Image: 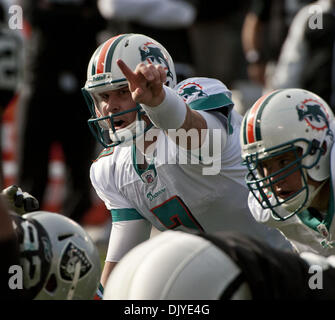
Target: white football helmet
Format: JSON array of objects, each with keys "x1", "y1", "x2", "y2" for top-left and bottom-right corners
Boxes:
[
  {"x1": 103, "y1": 231, "x2": 252, "y2": 300},
  {"x1": 13, "y1": 211, "x2": 101, "y2": 300},
  {"x1": 240, "y1": 88, "x2": 335, "y2": 220},
  {"x1": 82, "y1": 33, "x2": 177, "y2": 148}
]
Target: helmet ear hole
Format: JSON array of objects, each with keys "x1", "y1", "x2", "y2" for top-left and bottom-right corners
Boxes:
[
  {"x1": 309, "y1": 139, "x2": 321, "y2": 155},
  {"x1": 45, "y1": 273, "x2": 58, "y2": 294},
  {"x1": 321, "y1": 141, "x2": 327, "y2": 155}
]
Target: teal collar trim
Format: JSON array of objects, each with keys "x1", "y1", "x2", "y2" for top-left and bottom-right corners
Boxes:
[
  {"x1": 297, "y1": 179, "x2": 334, "y2": 232},
  {"x1": 132, "y1": 145, "x2": 157, "y2": 182},
  {"x1": 297, "y1": 209, "x2": 323, "y2": 232},
  {"x1": 188, "y1": 93, "x2": 233, "y2": 111}
]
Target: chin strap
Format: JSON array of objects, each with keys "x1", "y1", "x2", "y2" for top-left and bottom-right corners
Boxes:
[
  {"x1": 109, "y1": 118, "x2": 149, "y2": 147},
  {"x1": 282, "y1": 173, "x2": 328, "y2": 214},
  {"x1": 305, "y1": 179, "x2": 328, "y2": 209}
]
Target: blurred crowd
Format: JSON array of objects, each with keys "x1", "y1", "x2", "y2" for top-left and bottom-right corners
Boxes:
[{"x1": 0, "y1": 0, "x2": 333, "y2": 232}]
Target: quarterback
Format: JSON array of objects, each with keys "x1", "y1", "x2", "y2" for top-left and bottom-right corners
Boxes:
[
  {"x1": 241, "y1": 88, "x2": 335, "y2": 256},
  {"x1": 82, "y1": 33, "x2": 289, "y2": 291}
]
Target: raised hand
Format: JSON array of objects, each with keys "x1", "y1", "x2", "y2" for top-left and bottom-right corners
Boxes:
[{"x1": 117, "y1": 59, "x2": 167, "y2": 107}]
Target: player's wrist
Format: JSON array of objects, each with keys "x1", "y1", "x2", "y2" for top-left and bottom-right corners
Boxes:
[
  {"x1": 140, "y1": 86, "x2": 187, "y2": 130},
  {"x1": 148, "y1": 86, "x2": 166, "y2": 107}
]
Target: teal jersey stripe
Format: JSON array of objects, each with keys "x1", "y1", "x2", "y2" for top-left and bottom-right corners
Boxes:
[
  {"x1": 94, "y1": 147, "x2": 114, "y2": 162},
  {"x1": 111, "y1": 208, "x2": 144, "y2": 222},
  {"x1": 188, "y1": 93, "x2": 233, "y2": 111},
  {"x1": 105, "y1": 34, "x2": 128, "y2": 73},
  {"x1": 254, "y1": 89, "x2": 283, "y2": 141}
]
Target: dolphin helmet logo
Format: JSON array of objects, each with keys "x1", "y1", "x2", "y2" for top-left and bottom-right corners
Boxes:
[
  {"x1": 296, "y1": 99, "x2": 331, "y2": 135},
  {"x1": 139, "y1": 42, "x2": 174, "y2": 84},
  {"x1": 177, "y1": 82, "x2": 207, "y2": 102}
]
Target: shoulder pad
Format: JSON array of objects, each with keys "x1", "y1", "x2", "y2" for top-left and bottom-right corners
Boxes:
[
  {"x1": 175, "y1": 77, "x2": 234, "y2": 111},
  {"x1": 93, "y1": 147, "x2": 114, "y2": 162}
]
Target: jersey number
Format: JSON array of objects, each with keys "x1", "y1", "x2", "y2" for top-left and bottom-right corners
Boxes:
[
  {"x1": 20, "y1": 220, "x2": 42, "y2": 289},
  {"x1": 151, "y1": 195, "x2": 204, "y2": 231}
]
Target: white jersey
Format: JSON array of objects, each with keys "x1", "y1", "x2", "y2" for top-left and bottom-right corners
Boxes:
[
  {"x1": 248, "y1": 143, "x2": 335, "y2": 256},
  {"x1": 91, "y1": 110, "x2": 289, "y2": 261}
]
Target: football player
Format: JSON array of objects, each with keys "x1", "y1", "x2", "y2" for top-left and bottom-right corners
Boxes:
[
  {"x1": 104, "y1": 230, "x2": 335, "y2": 300},
  {"x1": 82, "y1": 33, "x2": 290, "y2": 295},
  {"x1": 1, "y1": 186, "x2": 101, "y2": 300},
  {"x1": 11, "y1": 210, "x2": 101, "y2": 300},
  {"x1": 240, "y1": 88, "x2": 335, "y2": 256}
]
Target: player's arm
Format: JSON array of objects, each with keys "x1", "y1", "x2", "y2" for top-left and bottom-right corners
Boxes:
[
  {"x1": 100, "y1": 215, "x2": 152, "y2": 294},
  {"x1": 100, "y1": 262, "x2": 117, "y2": 290},
  {"x1": 117, "y1": 59, "x2": 207, "y2": 149}
]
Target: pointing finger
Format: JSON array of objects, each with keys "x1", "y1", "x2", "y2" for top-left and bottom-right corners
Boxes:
[{"x1": 117, "y1": 59, "x2": 137, "y2": 83}]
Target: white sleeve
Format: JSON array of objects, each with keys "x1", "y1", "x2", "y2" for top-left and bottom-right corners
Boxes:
[
  {"x1": 198, "y1": 110, "x2": 228, "y2": 151},
  {"x1": 97, "y1": 0, "x2": 196, "y2": 28},
  {"x1": 106, "y1": 219, "x2": 152, "y2": 262},
  {"x1": 181, "y1": 110, "x2": 228, "y2": 159},
  {"x1": 175, "y1": 110, "x2": 228, "y2": 175}
]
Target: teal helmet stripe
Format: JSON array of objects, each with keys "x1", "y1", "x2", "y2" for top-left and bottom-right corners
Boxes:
[
  {"x1": 105, "y1": 34, "x2": 129, "y2": 73},
  {"x1": 254, "y1": 89, "x2": 284, "y2": 141},
  {"x1": 91, "y1": 43, "x2": 104, "y2": 76},
  {"x1": 242, "y1": 109, "x2": 250, "y2": 145}
]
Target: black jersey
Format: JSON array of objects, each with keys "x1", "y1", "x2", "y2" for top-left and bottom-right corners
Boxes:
[{"x1": 200, "y1": 232, "x2": 335, "y2": 300}]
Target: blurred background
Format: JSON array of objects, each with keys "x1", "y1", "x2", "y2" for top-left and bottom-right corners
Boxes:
[{"x1": 0, "y1": 0, "x2": 333, "y2": 249}]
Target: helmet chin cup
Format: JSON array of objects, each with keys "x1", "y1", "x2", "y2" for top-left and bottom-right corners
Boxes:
[
  {"x1": 108, "y1": 117, "x2": 150, "y2": 148},
  {"x1": 269, "y1": 171, "x2": 327, "y2": 221},
  {"x1": 87, "y1": 104, "x2": 153, "y2": 148}
]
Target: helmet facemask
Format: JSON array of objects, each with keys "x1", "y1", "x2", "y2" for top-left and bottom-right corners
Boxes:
[
  {"x1": 244, "y1": 138, "x2": 326, "y2": 220},
  {"x1": 82, "y1": 87, "x2": 153, "y2": 148}
]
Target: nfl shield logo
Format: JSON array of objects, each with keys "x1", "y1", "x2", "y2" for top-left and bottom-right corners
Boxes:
[{"x1": 141, "y1": 169, "x2": 155, "y2": 184}]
